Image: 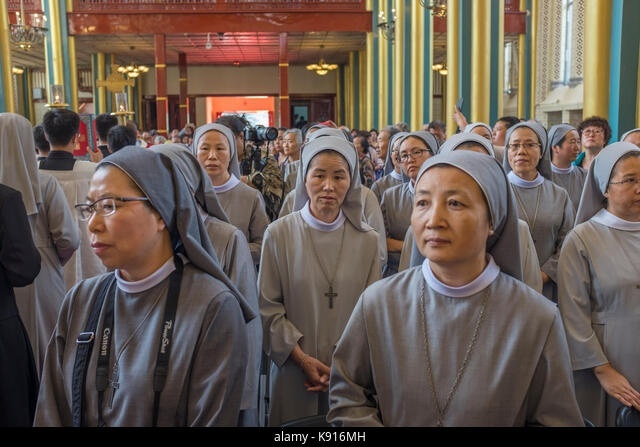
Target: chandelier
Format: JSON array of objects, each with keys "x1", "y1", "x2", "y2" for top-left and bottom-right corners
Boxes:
[
  {"x1": 420, "y1": 0, "x2": 447, "y2": 17},
  {"x1": 10, "y1": 0, "x2": 48, "y2": 51},
  {"x1": 306, "y1": 45, "x2": 338, "y2": 76},
  {"x1": 432, "y1": 63, "x2": 448, "y2": 76},
  {"x1": 117, "y1": 63, "x2": 150, "y2": 79},
  {"x1": 377, "y1": 9, "x2": 396, "y2": 43}
]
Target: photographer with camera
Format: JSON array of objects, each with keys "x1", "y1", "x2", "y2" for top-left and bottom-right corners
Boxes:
[{"x1": 215, "y1": 115, "x2": 284, "y2": 222}]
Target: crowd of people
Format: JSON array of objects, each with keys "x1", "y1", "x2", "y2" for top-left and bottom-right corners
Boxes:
[{"x1": 1, "y1": 107, "x2": 639, "y2": 428}]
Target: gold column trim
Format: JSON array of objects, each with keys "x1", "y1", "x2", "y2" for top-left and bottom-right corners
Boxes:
[
  {"x1": 348, "y1": 52, "x2": 356, "y2": 128},
  {"x1": 27, "y1": 70, "x2": 35, "y2": 119},
  {"x1": 280, "y1": 95, "x2": 290, "y2": 99},
  {"x1": 529, "y1": 0, "x2": 538, "y2": 119},
  {"x1": 471, "y1": 1, "x2": 491, "y2": 124},
  {"x1": 497, "y1": 1, "x2": 504, "y2": 118},
  {"x1": 411, "y1": 4, "x2": 424, "y2": 131},
  {"x1": 47, "y1": 0, "x2": 64, "y2": 84},
  {"x1": 66, "y1": 0, "x2": 75, "y2": 111},
  {"x1": 446, "y1": 0, "x2": 459, "y2": 138},
  {"x1": 156, "y1": 96, "x2": 168, "y2": 101},
  {"x1": 96, "y1": 54, "x2": 107, "y2": 115},
  {"x1": 278, "y1": 63, "x2": 289, "y2": 67},
  {"x1": 378, "y1": 0, "x2": 388, "y2": 128},
  {"x1": 179, "y1": 104, "x2": 187, "y2": 108},
  {"x1": 365, "y1": 2, "x2": 373, "y2": 130},
  {"x1": 359, "y1": 51, "x2": 366, "y2": 130},
  {"x1": 0, "y1": 0, "x2": 16, "y2": 112},
  {"x1": 517, "y1": 0, "x2": 525, "y2": 119},
  {"x1": 583, "y1": 0, "x2": 611, "y2": 118},
  {"x1": 68, "y1": 35, "x2": 79, "y2": 111},
  {"x1": 392, "y1": 0, "x2": 404, "y2": 125},
  {"x1": 179, "y1": 77, "x2": 187, "y2": 81},
  {"x1": 156, "y1": 64, "x2": 167, "y2": 68}
]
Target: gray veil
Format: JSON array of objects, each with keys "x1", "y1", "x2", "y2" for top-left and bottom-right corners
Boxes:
[
  {"x1": 410, "y1": 150, "x2": 523, "y2": 281},
  {"x1": 150, "y1": 143, "x2": 229, "y2": 222},
  {"x1": 574, "y1": 141, "x2": 640, "y2": 225},
  {"x1": 503, "y1": 120, "x2": 551, "y2": 180},
  {"x1": 292, "y1": 135, "x2": 370, "y2": 232},
  {"x1": 98, "y1": 146, "x2": 255, "y2": 322},
  {"x1": 191, "y1": 123, "x2": 242, "y2": 179}
]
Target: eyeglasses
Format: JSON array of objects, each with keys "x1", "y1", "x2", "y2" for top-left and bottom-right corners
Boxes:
[
  {"x1": 398, "y1": 148, "x2": 432, "y2": 162},
  {"x1": 608, "y1": 177, "x2": 640, "y2": 188},
  {"x1": 75, "y1": 196, "x2": 149, "y2": 221},
  {"x1": 507, "y1": 142, "x2": 541, "y2": 151},
  {"x1": 582, "y1": 128, "x2": 604, "y2": 136}
]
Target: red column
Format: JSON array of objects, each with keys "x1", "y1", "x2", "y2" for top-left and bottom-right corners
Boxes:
[
  {"x1": 279, "y1": 32, "x2": 290, "y2": 128},
  {"x1": 155, "y1": 33, "x2": 168, "y2": 136},
  {"x1": 178, "y1": 52, "x2": 188, "y2": 128}
]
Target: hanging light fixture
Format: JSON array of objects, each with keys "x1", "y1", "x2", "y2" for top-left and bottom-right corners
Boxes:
[
  {"x1": 306, "y1": 45, "x2": 338, "y2": 76},
  {"x1": 117, "y1": 63, "x2": 150, "y2": 79},
  {"x1": 432, "y1": 63, "x2": 448, "y2": 76},
  {"x1": 10, "y1": 0, "x2": 48, "y2": 51},
  {"x1": 420, "y1": 0, "x2": 447, "y2": 17},
  {"x1": 377, "y1": 8, "x2": 396, "y2": 43}
]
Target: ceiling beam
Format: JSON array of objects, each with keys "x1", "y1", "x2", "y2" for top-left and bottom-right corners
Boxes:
[{"x1": 67, "y1": 12, "x2": 372, "y2": 35}]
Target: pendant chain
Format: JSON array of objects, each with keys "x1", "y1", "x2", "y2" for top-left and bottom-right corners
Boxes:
[
  {"x1": 512, "y1": 185, "x2": 542, "y2": 236},
  {"x1": 420, "y1": 280, "x2": 489, "y2": 427},
  {"x1": 308, "y1": 223, "x2": 347, "y2": 308}
]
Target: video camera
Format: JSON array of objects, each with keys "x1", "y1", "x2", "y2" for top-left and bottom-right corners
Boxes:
[
  {"x1": 243, "y1": 124, "x2": 278, "y2": 146},
  {"x1": 241, "y1": 124, "x2": 278, "y2": 176}
]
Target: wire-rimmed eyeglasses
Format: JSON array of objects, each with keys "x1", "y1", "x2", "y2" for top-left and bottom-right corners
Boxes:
[
  {"x1": 75, "y1": 196, "x2": 149, "y2": 221},
  {"x1": 608, "y1": 177, "x2": 640, "y2": 189}
]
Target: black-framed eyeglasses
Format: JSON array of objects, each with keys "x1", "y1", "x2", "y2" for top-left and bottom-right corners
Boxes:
[
  {"x1": 608, "y1": 177, "x2": 640, "y2": 188},
  {"x1": 75, "y1": 196, "x2": 149, "y2": 221},
  {"x1": 398, "y1": 148, "x2": 432, "y2": 162},
  {"x1": 507, "y1": 142, "x2": 541, "y2": 151}
]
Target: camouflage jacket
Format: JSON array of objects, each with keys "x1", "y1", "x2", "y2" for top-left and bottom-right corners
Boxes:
[{"x1": 247, "y1": 151, "x2": 284, "y2": 221}]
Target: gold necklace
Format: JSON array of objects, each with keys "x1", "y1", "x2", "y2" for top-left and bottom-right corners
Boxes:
[
  {"x1": 512, "y1": 184, "x2": 542, "y2": 242},
  {"x1": 307, "y1": 223, "x2": 347, "y2": 309},
  {"x1": 420, "y1": 280, "x2": 489, "y2": 427}
]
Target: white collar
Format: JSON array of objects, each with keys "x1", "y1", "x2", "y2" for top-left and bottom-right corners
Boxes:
[
  {"x1": 116, "y1": 256, "x2": 176, "y2": 293},
  {"x1": 390, "y1": 170, "x2": 404, "y2": 181},
  {"x1": 212, "y1": 174, "x2": 240, "y2": 193},
  {"x1": 592, "y1": 209, "x2": 640, "y2": 231},
  {"x1": 508, "y1": 170, "x2": 545, "y2": 188},
  {"x1": 421, "y1": 255, "x2": 500, "y2": 298},
  {"x1": 301, "y1": 201, "x2": 346, "y2": 232},
  {"x1": 551, "y1": 163, "x2": 575, "y2": 174}
]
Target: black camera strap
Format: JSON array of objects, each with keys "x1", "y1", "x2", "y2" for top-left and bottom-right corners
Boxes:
[
  {"x1": 72, "y1": 272, "x2": 116, "y2": 427},
  {"x1": 71, "y1": 255, "x2": 183, "y2": 427}
]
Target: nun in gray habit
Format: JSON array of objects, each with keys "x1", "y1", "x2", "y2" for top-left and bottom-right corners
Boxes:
[
  {"x1": 547, "y1": 123, "x2": 587, "y2": 214},
  {"x1": 150, "y1": 143, "x2": 263, "y2": 427},
  {"x1": 34, "y1": 147, "x2": 255, "y2": 427},
  {"x1": 503, "y1": 120, "x2": 575, "y2": 302},
  {"x1": 380, "y1": 131, "x2": 439, "y2": 277},
  {"x1": 258, "y1": 136, "x2": 381, "y2": 426},
  {"x1": 328, "y1": 150, "x2": 583, "y2": 427},
  {"x1": 279, "y1": 127, "x2": 388, "y2": 271},
  {"x1": 557, "y1": 142, "x2": 640, "y2": 427},
  {"x1": 403, "y1": 133, "x2": 543, "y2": 294},
  {"x1": 191, "y1": 122, "x2": 270, "y2": 267},
  {"x1": 370, "y1": 130, "x2": 409, "y2": 203}
]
